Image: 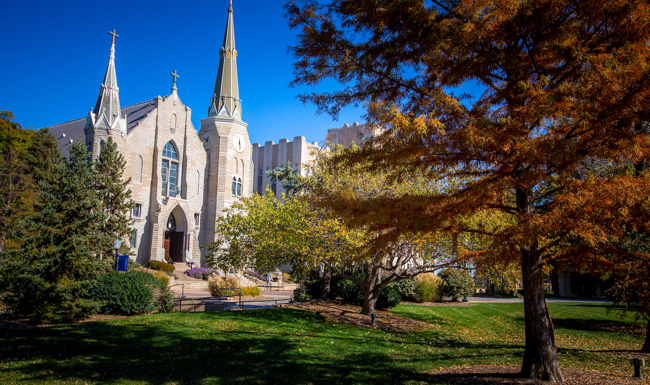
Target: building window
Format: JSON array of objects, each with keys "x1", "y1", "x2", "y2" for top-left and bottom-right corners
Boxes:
[
  {"x1": 132, "y1": 203, "x2": 142, "y2": 218},
  {"x1": 232, "y1": 177, "x2": 237, "y2": 196},
  {"x1": 237, "y1": 178, "x2": 242, "y2": 196},
  {"x1": 258, "y1": 169, "x2": 263, "y2": 195},
  {"x1": 235, "y1": 157, "x2": 239, "y2": 173},
  {"x1": 161, "y1": 141, "x2": 179, "y2": 197},
  {"x1": 136, "y1": 155, "x2": 143, "y2": 183},
  {"x1": 194, "y1": 213, "x2": 200, "y2": 227},
  {"x1": 196, "y1": 170, "x2": 201, "y2": 196},
  {"x1": 271, "y1": 181, "x2": 277, "y2": 195},
  {"x1": 130, "y1": 231, "x2": 137, "y2": 248}
]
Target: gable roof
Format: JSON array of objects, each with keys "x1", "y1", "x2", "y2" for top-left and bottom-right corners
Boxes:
[{"x1": 44, "y1": 99, "x2": 157, "y2": 157}]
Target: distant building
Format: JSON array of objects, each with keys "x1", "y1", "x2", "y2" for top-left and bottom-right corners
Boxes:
[{"x1": 326, "y1": 122, "x2": 385, "y2": 148}]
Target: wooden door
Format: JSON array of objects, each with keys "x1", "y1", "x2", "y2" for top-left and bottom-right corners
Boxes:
[
  {"x1": 170, "y1": 232, "x2": 184, "y2": 262},
  {"x1": 163, "y1": 232, "x2": 171, "y2": 262}
]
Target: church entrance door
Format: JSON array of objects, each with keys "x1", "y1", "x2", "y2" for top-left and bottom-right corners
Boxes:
[{"x1": 163, "y1": 211, "x2": 184, "y2": 263}]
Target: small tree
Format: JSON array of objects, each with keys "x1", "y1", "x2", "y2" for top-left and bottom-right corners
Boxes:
[{"x1": 439, "y1": 269, "x2": 474, "y2": 301}]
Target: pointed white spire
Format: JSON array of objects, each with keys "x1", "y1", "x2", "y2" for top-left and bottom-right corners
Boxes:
[
  {"x1": 87, "y1": 29, "x2": 126, "y2": 134},
  {"x1": 209, "y1": 1, "x2": 241, "y2": 119}
]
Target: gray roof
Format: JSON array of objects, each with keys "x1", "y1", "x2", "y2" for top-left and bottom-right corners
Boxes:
[{"x1": 45, "y1": 99, "x2": 157, "y2": 157}]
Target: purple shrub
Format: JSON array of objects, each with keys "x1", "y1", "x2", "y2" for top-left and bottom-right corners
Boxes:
[{"x1": 184, "y1": 267, "x2": 215, "y2": 280}]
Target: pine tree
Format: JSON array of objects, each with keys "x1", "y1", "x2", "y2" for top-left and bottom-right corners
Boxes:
[
  {"x1": 7, "y1": 142, "x2": 109, "y2": 323},
  {"x1": 0, "y1": 111, "x2": 35, "y2": 252},
  {"x1": 94, "y1": 136, "x2": 135, "y2": 258}
]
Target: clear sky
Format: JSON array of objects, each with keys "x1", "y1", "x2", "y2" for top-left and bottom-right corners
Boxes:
[{"x1": 0, "y1": 0, "x2": 367, "y2": 145}]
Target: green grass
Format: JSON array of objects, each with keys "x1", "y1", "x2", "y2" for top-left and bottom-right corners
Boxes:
[{"x1": 0, "y1": 303, "x2": 647, "y2": 384}]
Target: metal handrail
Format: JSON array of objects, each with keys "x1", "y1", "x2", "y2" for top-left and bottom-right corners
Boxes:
[{"x1": 169, "y1": 283, "x2": 185, "y2": 298}]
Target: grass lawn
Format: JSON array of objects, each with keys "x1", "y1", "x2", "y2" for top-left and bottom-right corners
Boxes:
[{"x1": 0, "y1": 303, "x2": 647, "y2": 384}]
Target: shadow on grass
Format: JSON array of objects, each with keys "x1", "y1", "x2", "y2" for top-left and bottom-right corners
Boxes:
[
  {"x1": 552, "y1": 318, "x2": 646, "y2": 337},
  {"x1": 0, "y1": 308, "x2": 534, "y2": 385}
]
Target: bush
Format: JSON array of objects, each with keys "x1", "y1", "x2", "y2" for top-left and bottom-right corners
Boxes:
[
  {"x1": 391, "y1": 278, "x2": 420, "y2": 302},
  {"x1": 415, "y1": 273, "x2": 445, "y2": 303},
  {"x1": 147, "y1": 270, "x2": 170, "y2": 287},
  {"x1": 376, "y1": 286, "x2": 401, "y2": 310},
  {"x1": 439, "y1": 269, "x2": 474, "y2": 301},
  {"x1": 334, "y1": 279, "x2": 400, "y2": 310},
  {"x1": 292, "y1": 285, "x2": 312, "y2": 302},
  {"x1": 281, "y1": 273, "x2": 291, "y2": 282},
  {"x1": 184, "y1": 267, "x2": 213, "y2": 280},
  {"x1": 241, "y1": 286, "x2": 261, "y2": 297},
  {"x1": 90, "y1": 271, "x2": 166, "y2": 315},
  {"x1": 152, "y1": 286, "x2": 174, "y2": 313},
  {"x1": 146, "y1": 260, "x2": 175, "y2": 273},
  {"x1": 208, "y1": 276, "x2": 240, "y2": 297}
]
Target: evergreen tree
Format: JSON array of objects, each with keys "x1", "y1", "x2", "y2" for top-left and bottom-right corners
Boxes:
[
  {"x1": 6, "y1": 142, "x2": 109, "y2": 323},
  {"x1": 94, "y1": 136, "x2": 135, "y2": 258},
  {"x1": 25, "y1": 127, "x2": 64, "y2": 189},
  {"x1": 0, "y1": 111, "x2": 35, "y2": 252}
]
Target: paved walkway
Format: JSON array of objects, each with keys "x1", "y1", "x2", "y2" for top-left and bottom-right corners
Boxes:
[{"x1": 170, "y1": 286, "x2": 295, "y2": 310}]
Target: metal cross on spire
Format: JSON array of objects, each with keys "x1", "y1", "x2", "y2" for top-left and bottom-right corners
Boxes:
[
  {"x1": 170, "y1": 70, "x2": 180, "y2": 91},
  {"x1": 109, "y1": 29, "x2": 119, "y2": 45}
]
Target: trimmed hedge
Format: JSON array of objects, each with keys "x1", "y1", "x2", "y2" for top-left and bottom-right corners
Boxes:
[{"x1": 146, "y1": 260, "x2": 175, "y2": 273}]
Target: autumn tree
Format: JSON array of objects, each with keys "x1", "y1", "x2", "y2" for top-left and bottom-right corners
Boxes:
[{"x1": 285, "y1": 0, "x2": 650, "y2": 381}]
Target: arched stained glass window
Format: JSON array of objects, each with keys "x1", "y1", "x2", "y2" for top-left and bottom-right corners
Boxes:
[
  {"x1": 236, "y1": 178, "x2": 242, "y2": 196},
  {"x1": 162, "y1": 141, "x2": 180, "y2": 197},
  {"x1": 231, "y1": 177, "x2": 237, "y2": 196},
  {"x1": 163, "y1": 142, "x2": 178, "y2": 160}
]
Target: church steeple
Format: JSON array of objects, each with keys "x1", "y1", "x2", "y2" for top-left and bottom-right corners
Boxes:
[
  {"x1": 208, "y1": 0, "x2": 241, "y2": 119},
  {"x1": 86, "y1": 29, "x2": 126, "y2": 135}
]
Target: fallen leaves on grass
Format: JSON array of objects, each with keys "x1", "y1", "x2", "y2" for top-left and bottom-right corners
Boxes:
[
  {"x1": 281, "y1": 300, "x2": 432, "y2": 331},
  {"x1": 428, "y1": 365, "x2": 648, "y2": 384}
]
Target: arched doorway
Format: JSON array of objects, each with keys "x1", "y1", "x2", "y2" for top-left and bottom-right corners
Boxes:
[{"x1": 163, "y1": 207, "x2": 186, "y2": 263}]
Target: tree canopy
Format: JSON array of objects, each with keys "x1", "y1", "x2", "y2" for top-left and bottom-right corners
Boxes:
[{"x1": 285, "y1": 0, "x2": 650, "y2": 381}]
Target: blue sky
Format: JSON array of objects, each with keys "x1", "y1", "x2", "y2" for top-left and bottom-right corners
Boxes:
[{"x1": 1, "y1": 0, "x2": 366, "y2": 145}]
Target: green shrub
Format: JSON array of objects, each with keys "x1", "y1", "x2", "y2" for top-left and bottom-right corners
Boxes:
[
  {"x1": 153, "y1": 286, "x2": 174, "y2": 313},
  {"x1": 334, "y1": 279, "x2": 400, "y2": 310},
  {"x1": 334, "y1": 279, "x2": 364, "y2": 303},
  {"x1": 241, "y1": 286, "x2": 261, "y2": 297},
  {"x1": 146, "y1": 260, "x2": 175, "y2": 273},
  {"x1": 391, "y1": 278, "x2": 420, "y2": 302},
  {"x1": 90, "y1": 271, "x2": 165, "y2": 315},
  {"x1": 376, "y1": 286, "x2": 401, "y2": 310},
  {"x1": 292, "y1": 285, "x2": 312, "y2": 302},
  {"x1": 439, "y1": 269, "x2": 474, "y2": 301},
  {"x1": 415, "y1": 273, "x2": 445, "y2": 302}
]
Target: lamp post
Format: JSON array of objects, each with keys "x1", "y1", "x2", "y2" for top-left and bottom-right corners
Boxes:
[{"x1": 113, "y1": 239, "x2": 121, "y2": 270}]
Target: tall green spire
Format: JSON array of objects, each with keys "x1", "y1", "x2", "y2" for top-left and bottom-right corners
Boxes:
[{"x1": 208, "y1": 1, "x2": 241, "y2": 119}]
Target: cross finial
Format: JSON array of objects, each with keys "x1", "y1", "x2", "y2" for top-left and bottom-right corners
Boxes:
[
  {"x1": 170, "y1": 70, "x2": 180, "y2": 91},
  {"x1": 109, "y1": 29, "x2": 119, "y2": 45}
]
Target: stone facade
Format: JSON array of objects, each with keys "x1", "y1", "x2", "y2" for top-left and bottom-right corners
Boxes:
[
  {"x1": 251, "y1": 137, "x2": 319, "y2": 196},
  {"x1": 325, "y1": 122, "x2": 385, "y2": 148},
  {"x1": 45, "y1": 3, "x2": 251, "y2": 267}
]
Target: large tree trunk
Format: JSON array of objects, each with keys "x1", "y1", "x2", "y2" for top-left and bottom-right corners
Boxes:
[
  {"x1": 516, "y1": 188, "x2": 564, "y2": 382},
  {"x1": 641, "y1": 319, "x2": 650, "y2": 353},
  {"x1": 360, "y1": 269, "x2": 381, "y2": 316},
  {"x1": 320, "y1": 265, "x2": 332, "y2": 300},
  {"x1": 520, "y1": 247, "x2": 565, "y2": 382}
]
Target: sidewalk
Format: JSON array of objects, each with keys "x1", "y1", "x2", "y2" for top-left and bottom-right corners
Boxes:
[
  {"x1": 469, "y1": 296, "x2": 610, "y2": 304},
  {"x1": 170, "y1": 286, "x2": 295, "y2": 310}
]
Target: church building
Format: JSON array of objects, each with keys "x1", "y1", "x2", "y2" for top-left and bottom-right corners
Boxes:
[{"x1": 46, "y1": 2, "x2": 252, "y2": 267}]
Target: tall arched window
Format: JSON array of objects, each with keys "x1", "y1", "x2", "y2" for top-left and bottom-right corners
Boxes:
[
  {"x1": 136, "y1": 155, "x2": 143, "y2": 183},
  {"x1": 231, "y1": 177, "x2": 237, "y2": 196},
  {"x1": 196, "y1": 170, "x2": 201, "y2": 196},
  {"x1": 237, "y1": 178, "x2": 242, "y2": 196},
  {"x1": 235, "y1": 157, "x2": 239, "y2": 173},
  {"x1": 162, "y1": 141, "x2": 179, "y2": 197}
]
